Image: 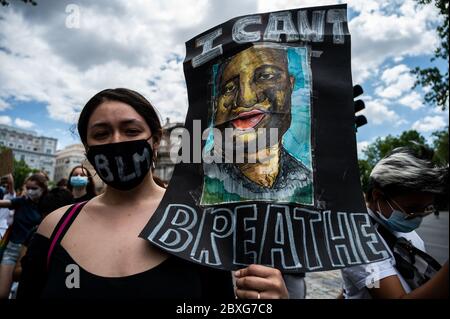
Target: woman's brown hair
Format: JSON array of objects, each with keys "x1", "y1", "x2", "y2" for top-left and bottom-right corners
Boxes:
[
  {"x1": 77, "y1": 88, "x2": 165, "y2": 187},
  {"x1": 25, "y1": 173, "x2": 48, "y2": 196}
]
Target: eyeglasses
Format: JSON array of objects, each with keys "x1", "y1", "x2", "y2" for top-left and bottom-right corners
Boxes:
[{"x1": 387, "y1": 198, "x2": 438, "y2": 219}]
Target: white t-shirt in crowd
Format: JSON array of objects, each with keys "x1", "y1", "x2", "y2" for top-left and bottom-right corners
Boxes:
[
  {"x1": 341, "y1": 208, "x2": 426, "y2": 299},
  {"x1": 0, "y1": 192, "x2": 15, "y2": 239}
]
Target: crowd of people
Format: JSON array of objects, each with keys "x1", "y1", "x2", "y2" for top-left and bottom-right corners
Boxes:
[
  {"x1": 0, "y1": 88, "x2": 448, "y2": 299},
  {"x1": 0, "y1": 164, "x2": 97, "y2": 298}
]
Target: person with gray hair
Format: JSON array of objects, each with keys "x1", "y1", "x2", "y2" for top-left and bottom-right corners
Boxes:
[
  {"x1": 367, "y1": 147, "x2": 447, "y2": 205},
  {"x1": 340, "y1": 147, "x2": 448, "y2": 299}
]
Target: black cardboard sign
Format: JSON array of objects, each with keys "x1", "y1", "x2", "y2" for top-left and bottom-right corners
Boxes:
[{"x1": 140, "y1": 4, "x2": 390, "y2": 272}]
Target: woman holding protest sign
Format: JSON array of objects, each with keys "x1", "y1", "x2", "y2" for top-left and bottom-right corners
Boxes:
[{"x1": 16, "y1": 88, "x2": 288, "y2": 299}]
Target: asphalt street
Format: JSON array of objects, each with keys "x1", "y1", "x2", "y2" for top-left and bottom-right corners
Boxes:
[{"x1": 416, "y1": 212, "x2": 449, "y2": 264}]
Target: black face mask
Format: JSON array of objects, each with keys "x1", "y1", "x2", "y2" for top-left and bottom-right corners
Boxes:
[{"x1": 86, "y1": 138, "x2": 154, "y2": 191}]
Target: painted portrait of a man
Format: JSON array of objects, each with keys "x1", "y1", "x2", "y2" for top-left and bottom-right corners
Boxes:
[{"x1": 201, "y1": 44, "x2": 314, "y2": 205}]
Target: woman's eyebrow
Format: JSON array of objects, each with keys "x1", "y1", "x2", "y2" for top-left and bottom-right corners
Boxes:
[
  {"x1": 89, "y1": 122, "x2": 109, "y2": 129},
  {"x1": 89, "y1": 118, "x2": 144, "y2": 129},
  {"x1": 120, "y1": 119, "x2": 145, "y2": 126}
]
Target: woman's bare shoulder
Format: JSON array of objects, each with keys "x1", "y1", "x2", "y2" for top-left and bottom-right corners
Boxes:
[{"x1": 37, "y1": 204, "x2": 72, "y2": 239}]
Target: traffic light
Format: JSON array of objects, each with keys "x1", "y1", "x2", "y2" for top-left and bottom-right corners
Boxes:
[{"x1": 353, "y1": 84, "x2": 367, "y2": 131}]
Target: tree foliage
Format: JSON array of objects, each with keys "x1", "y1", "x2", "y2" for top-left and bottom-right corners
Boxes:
[
  {"x1": 432, "y1": 126, "x2": 449, "y2": 165},
  {"x1": 363, "y1": 130, "x2": 431, "y2": 167},
  {"x1": 12, "y1": 158, "x2": 39, "y2": 192},
  {"x1": 412, "y1": 0, "x2": 449, "y2": 110}
]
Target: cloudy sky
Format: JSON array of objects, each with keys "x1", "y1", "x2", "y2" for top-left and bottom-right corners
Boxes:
[{"x1": 0, "y1": 0, "x2": 448, "y2": 156}]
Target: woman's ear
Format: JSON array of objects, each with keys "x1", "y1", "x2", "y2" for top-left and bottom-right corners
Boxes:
[
  {"x1": 152, "y1": 141, "x2": 160, "y2": 153},
  {"x1": 152, "y1": 142, "x2": 159, "y2": 162}
]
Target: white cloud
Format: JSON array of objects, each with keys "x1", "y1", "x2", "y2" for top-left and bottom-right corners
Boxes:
[
  {"x1": 14, "y1": 118, "x2": 35, "y2": 129},
  {"x1": 361, "y1": 99, "x2": 407, "y2": 126},
  {"x1": 380, "y1": 64, "x2": 410, "y2": 85},
  {"x1": 0, "y1": 0, "x2": 443, "y2": 130},
  {"x1": 412, "y1": 116, "x2": 447, "y2": 132},
  {"x1": 0, "y1": 115, "x2": 12, "y2": 126},
  {"x1": 0, "y1": 99, "x2": 10, "y2": 111},
  {"x1": 375, "y1": 64, "x2": 417, "y2": 99},
  {"x1": 209, "y1": 0, "x2": 441, "y2": 85},
  {"x1": 373, "y1": 64, "x2": 426, "y2": 110},
  {"x1": 349, "y1": 0, "x2": 440, "y2": 83},
  {"x1": 257, "y1": 0, "x2": 338, "y2": 12},
  {"x1": 0, "y1": 1, "x2": 213, "y2": 124},
  {"x1": 429, "y1": 106, "x2": 450, "y2": 117},
  {"x1": 398, "y1": 91, "x2": 424, "y2": 110}
]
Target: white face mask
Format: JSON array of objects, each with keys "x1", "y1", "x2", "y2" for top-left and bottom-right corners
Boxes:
[{"x1": 27, "y1": 188, "x2": 43, "y2": 201}]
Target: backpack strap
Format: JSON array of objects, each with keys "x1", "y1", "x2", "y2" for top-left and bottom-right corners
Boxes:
[
  {"x1": 370, "y1": 216, "x2": 442, "y2": 283},
  {"x1": 371, "y1": 217, "x2": 398, "y2": 250},
  {"x1": 47, "y1": 201, "x2": 88, "y2": 269},
  {"x1": 395, "y1": 237, "x2": 442, "y2": 271}
]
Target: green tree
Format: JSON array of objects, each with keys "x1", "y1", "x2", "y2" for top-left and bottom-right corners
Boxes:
[
  {"x1": 358, "y1": 130, "x2": 433, "y2": 191},
  {"x1": 364, "y1": 130, "x2": 431, "y2": 167},
  {"x1": 412, "y1": 0, "x2": 449, "y2": 110},
  {"x1": 432, "y1": 126, "x2": 449, "y2": 165},
  {"x1": 12, "y1": 158, "x2": 39, "y2": 192}
]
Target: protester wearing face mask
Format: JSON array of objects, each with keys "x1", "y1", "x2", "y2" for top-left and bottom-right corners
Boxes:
[
  {"x1": 67, "y1": 165, "x2": 97, "y2": 203},
  {"x1": 0, "y1": 174, "x2": 47, "y2": 299},
  {"x1": 340, "y1": 147, "x2": 449, "y2": 299},
  {"x1": 16, "y1": 88, "x2": 289, "y2": 299}
]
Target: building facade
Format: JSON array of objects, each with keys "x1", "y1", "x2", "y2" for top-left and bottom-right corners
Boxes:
[
  {"x1": 0, "y1": 124, "x2": 57, "y2": 181},
  {"x1": 154, "y1": 118, "x2": 184, "y2": 183},
  {"x1": 54, "y1": 143, "x2": 105, "y2": 193},
  {"x1": 54, "y1": 144, "x2": 87, "y2": 183}
]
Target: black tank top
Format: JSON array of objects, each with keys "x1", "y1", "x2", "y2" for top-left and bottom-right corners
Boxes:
[{"x1": 17, "y1": 202, "x2": 234, "y2": 299}]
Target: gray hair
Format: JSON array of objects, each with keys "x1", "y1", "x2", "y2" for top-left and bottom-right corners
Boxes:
[{"x1": 368, "y1": 147, "x2": 448, "y2": 199}]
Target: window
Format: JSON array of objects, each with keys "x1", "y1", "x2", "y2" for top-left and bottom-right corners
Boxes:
[{"x1": 46, "y1": 149, "x2": 52, "y2": 154}]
